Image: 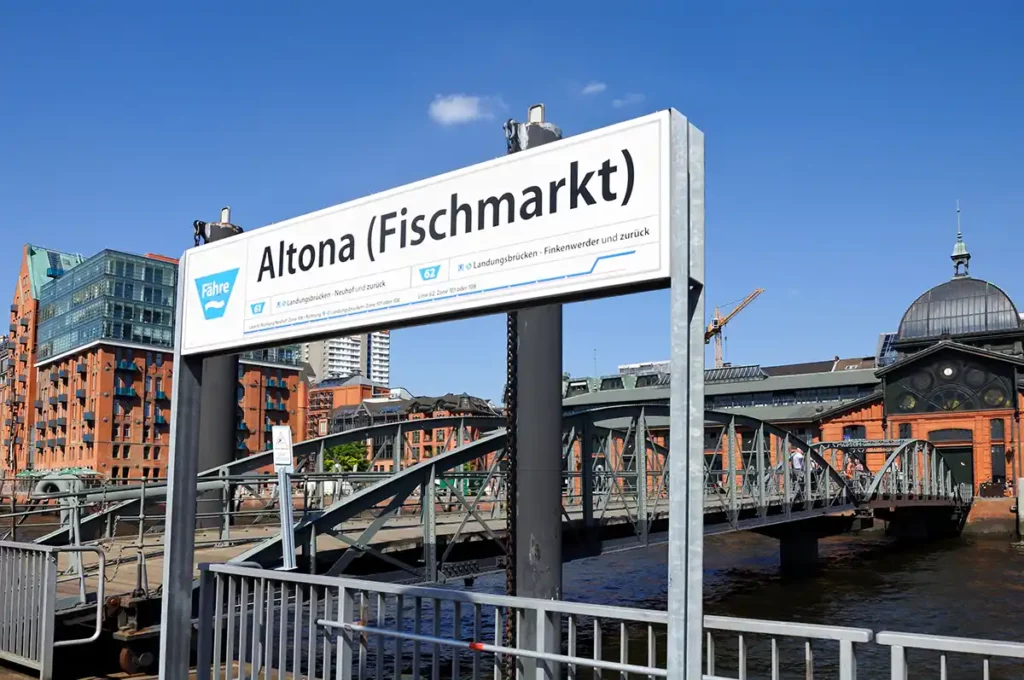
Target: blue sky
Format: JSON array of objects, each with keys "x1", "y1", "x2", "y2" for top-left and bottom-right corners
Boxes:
[{"x1": 1, "y1": 2, "x2": 1021, "y2": 402}]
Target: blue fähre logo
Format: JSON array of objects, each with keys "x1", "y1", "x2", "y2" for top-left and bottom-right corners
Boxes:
[
  {"x1": 250, "y1": 302, "x2": 266, "y2": 315},
  {"x1": 194, "y1": 269, "x2": 239, "y2": 321},
  {"x1": 419, "y1": 265, "x2": 440, "y2": 281}
]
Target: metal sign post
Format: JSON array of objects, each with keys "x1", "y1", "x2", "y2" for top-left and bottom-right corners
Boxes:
[
  {"x1": 159, "y1": 109, "x2": 703, "y2": 679},
  {"x1": 272, "y1": 426, "x2": 297, "y2": 571}
]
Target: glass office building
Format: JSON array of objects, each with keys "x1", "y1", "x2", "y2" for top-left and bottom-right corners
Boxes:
[{"x1": 36, "y1": 251, "x2": 177, "y2": 361}]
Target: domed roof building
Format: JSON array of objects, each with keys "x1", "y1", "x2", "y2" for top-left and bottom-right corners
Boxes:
[
  {"x1": 895, "y1": 226, "x2": 1023, "y2": 354},
  {"x1": 820, "y1": 214, "x2": 1024, "y2": 495}
]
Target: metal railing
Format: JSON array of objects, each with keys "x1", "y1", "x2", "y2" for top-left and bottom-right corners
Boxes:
[
  {"x1": 196, "y1": 562, "x2": 893, "y2": 680},
  {"x1": 703, "y1": 615, "x2": 871, "y2": 680},
  {"x1": 0, "y1": 540, "x2": 106, "y2": 679},
  {"x1": 877, "y1": 630, "x2": 1024, "y2": 679}
]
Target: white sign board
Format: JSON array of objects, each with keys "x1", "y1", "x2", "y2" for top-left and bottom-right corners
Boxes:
[
  {"x1": 179, "y1": 110, "x2": 682, "y2": 355},
  {"x1": 271, "y1": 425, "x2": 294, "y2": 472}
]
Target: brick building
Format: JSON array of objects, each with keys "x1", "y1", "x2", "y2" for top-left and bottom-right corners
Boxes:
[
  {"x1": 305, "y1": 375, "x2": 390, "y2": 439},
  {"x1": 327, "y1": 392, "x2": 500, "y2": 472},
  {"x1": 0, "y1": 245, "x2": 307, "y2": 482},
  {"x1": 561, "y1": 229, "x2": 1024, "y2": 496}
]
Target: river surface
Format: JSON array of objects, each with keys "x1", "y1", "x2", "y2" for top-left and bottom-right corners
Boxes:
[{"x1": 465, "y1": 532, "x2": 1024, "y2": 678}]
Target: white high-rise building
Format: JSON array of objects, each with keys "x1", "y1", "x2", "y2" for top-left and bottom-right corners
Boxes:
[{"x1": 301, "y1": 331, "x2": 390, "y2": 385}]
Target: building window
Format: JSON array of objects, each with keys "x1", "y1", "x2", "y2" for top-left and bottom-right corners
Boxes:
[
  {"x1": 153, "y1": 446, "x2": 160, "y2": 460},
  {"x1": 143, "y1": 446, "x2": 150, "y2": 460},
  {"x1": 143, "y1": 426, "x2": 150, "y2": 441},
  {"x1": 145, "y1": 376, "x2": 151, "y2": 393},
  {"x1": 991, "y1": 419, "x2": 1005, "y2": 441},
  {"x1": 412, "y1": 431, "x2": 420, "y2": 444},
  {"x1": 123, "y1": 445, "x2": 131, "y2": 459},
  {"x1": 142, "y1": 467, "x2": 150, "y2": 479},
  {"x1": 898, "y1": 423, "x2": 913, "y2": 439},
  {"x1": 155, "y1": 354, "x2": 163, "y2": 367},
  {"x1": 111, "y1": 465, "x2": 119, "y2": 480},
  {"x1": 991, "y1": 445, "x2": 1007, "y2": 484},
  {"x1": 842, "y1": 425, "x2": 867, "y2": 440},
  {"x1": 124, "y1": 424, "x2": 131, "y2": 438},
  {"x1": 144, "y1": 403, "x2": 151, "y2": 418},
  {"x1": 112, "y1": 445, "x2": 119, "y2": 459},
  {"x1": 435, "y1": 429, "x2": 444, "y2": 442}
]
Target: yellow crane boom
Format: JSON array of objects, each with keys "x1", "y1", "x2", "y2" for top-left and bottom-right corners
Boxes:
[{"x1": 705, "y1": 288, "x2": 764, "y2": 368}]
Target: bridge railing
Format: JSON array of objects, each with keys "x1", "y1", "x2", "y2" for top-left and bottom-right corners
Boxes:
[
  {"x1": 0, "y1": 540, "x2": 107, "y2": 679},
  {"x1": 196, "y1": 562, "x2": 883, "y2": 680}
]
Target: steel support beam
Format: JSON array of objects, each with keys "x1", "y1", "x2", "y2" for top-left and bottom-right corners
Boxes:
[{"x1": 666, "y1": 112, "x2": 704, "y2": 680}]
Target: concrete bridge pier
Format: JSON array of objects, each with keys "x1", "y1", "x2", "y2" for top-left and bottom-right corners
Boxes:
[{"x1": 779, "y1": 535, "x2": 818, "y2": 574}]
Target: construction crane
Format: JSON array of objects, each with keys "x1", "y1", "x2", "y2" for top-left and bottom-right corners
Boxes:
[{"x1": 705, "y1": 288, "x2": 764, "y2": 368}]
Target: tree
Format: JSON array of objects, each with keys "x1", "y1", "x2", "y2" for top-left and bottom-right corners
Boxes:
[{"x1": 324, "y1": 441, "x2": 370, "y2": 472}]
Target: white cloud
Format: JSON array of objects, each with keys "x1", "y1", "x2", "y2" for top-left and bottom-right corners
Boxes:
[
  {"x1": 580, "y1": 81, "x2": 607, "y2": 95},
  {"x1": 428, "y1": 94, "x2": 503, "y2": 126},
  {"x1": 612, "y1": 92, "x2": 646, "y2": 108}
]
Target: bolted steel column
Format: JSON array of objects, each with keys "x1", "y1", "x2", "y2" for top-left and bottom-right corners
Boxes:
[
  {"x1": 195, "y1": 208, "x2": 244, "y2": 529},
  {"x1": 505, "y1": 104, "x2": 563, "y2": 680}
]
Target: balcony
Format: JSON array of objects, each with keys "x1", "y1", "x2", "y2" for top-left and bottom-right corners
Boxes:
[
  {"x1": 76, "y1": 363, "x2": 86, "y2": 374},
  {"x1": 57, "y1": 369, "x2": 68, "y2": 379},
  {"x1": 48, "y1": 396, "x2": 57, "y2": 405},
  {"x1": 76, "y1": 389, "x2": 86, "y2": 399},
  {"x1": 45, "y1": 267, "x2": 64, "y2": 278},
  {"x1": 83, "y1": 411, "x2": 95, "y2": 422},
  {"x1": 47, "y1": 419, "x2": 57, "y2": 427},
  {"x1": 155, "y1": 414, "x2": 167, "y2": 425},
  {"x1": 115, "y1": 361, "x2": 137, "y2": 372},
  {"x1": 18, "y1": 318, "x2": 28, "y2": 328},
  {"x1": 19, "y1": 353, "x2": 27, "y2": 362},
  {"x1": 8, "y1": 323, "x2": 16, "y2": 333},
  {"x1": 83, "y1": 433, "x2": 94, "y2": 444},
  {"x1": 236, "y1": 441, "x2": 248, "y2": 451},
  {"x1": 155, "y1": 390, "x2": 168, "y2": 401},
  {"x1": 47, "y1": 371, "x2": 56, "y2": 381},
  {"x1": 45, "y1": 439, "x2": 54, "y2": 448},
  {"x1": 12, "y1": 395, "x2": 23, "y2": 404},
  {"x1": 56, "y1": 394, "x2": 67, "y2": 404},
  {"x1": 265, "y1": 401, "x2": 286, "y2": 412},
  {"x1": 55, "y1": 417, "x2": 66, "y2": 427},
  {"x1": 34, "y1": 400, "x2": 43, "y2": 410},
  {"x1": 17, "y1": 374, "x2": 26, "y2": 383},
  {"x1": 114, "y1": 386, "x2": 137, "y2": 398},
  {"x1": 236, "y1": 422, "x2": 248, "y2": 432},
  {"x1": 9, "y1": 304, "x2": 17, "y2": 313},
  {"x1": 17, "y1": 337, "x2": 26, "y2": 345},
  {"x1": 35, "y1": 422, "x2": 45, "y2": 431},
  {"x1": 34, "y1": 441, "x2": 43, "y2": 449},
  {"x1": 55, "y1": 437, "x2": 66, "y2": 447},
  {"x1": 264, "y1": 423, "x2": 273, "y2": 432}
]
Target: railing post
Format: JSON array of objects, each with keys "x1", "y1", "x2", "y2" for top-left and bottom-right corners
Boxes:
[
  {"x1": 533, "y1": 607, "x2": 559, "y2": 680},
  {"x1": 196, "y1": 567, "x2": 216, "y2": 680},
  {"x1": 219, "y1": 470, "x2": 230, "y2": 542},
  {"x1": 636, "y1": 408, "x2": 648, "y2": 544},
  {"x1": 338, "y1": 586, "x2": 355, "y2": 680},
  {"x1": 839, "y1": 639, "x2": 857, "y2": 680},
  {"x1": 756, "y1": 426, "x2": 767, "y2": 516},
  {"x1": 889, "y1": 644, "x2": 907, "y2": 680},
  {"x1": 422, "y1": 467, "x2": 437, "y2": 582},
  {"x1": 727, "y1": 418, "x2": 737, "y2": 517},
  {"x1": 38, "y1": 553, "x2": 56, "y2": 680},
  {"x1": 581, "y1": 422, "x2": 594, "y2": 533}
]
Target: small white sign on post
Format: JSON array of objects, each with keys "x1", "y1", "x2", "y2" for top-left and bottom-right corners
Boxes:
[
  {"x1": 271, "y1": 425, "x2": 297, "y2": 570},
  {"x1": 272, "y1": 425, "x2": 295, "y2": 473}
]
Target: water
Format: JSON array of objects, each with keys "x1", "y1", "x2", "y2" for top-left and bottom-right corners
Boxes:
[{"x1": 461, "y1": 532, "x2": 1024, "y2": 677}]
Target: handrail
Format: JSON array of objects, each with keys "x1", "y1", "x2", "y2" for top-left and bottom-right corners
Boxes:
[{"x1": 52, "y1": 545, "x2": 106, "y2": 648}]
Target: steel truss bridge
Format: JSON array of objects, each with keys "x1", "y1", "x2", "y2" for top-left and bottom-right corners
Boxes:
[
  {"x1": 0, "y1": 406, "x2": 973, "y2": 676},
  {"x1": 17, "y1": 405, "x2": 971, "y2": 583}
]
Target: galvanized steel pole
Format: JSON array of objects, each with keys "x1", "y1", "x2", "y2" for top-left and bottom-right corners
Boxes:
[
  {"x1": 666, "y1": 112, "x2": 705, "y2": 680},
  {"x1": 505, "y1": 104, "x2": 564, "y2": 680}
]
